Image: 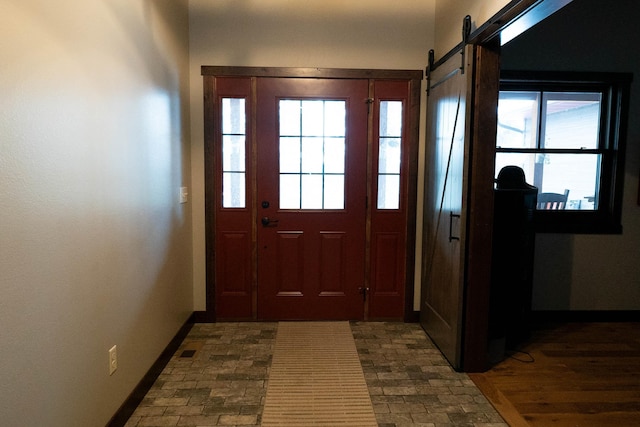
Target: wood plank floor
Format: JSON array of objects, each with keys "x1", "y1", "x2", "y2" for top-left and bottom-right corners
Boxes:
[{"x1": 469, "y1": 322, "x2": 640, "y2": 426}]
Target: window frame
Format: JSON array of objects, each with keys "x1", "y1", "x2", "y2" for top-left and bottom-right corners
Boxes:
[{"x1": 498, "y1": 71, "x2": 631, "y2": 234}]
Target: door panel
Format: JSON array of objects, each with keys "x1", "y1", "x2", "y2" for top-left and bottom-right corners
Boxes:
[
  {"x1": 421, "y1": 47, "x2": 472, "y2": 369},
  {"x1": 256, "y1": 78, "x2": 369, "y2": 320}
]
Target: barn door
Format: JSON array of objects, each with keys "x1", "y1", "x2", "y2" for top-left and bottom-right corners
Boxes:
[{"x1": 420, "y1": 46, "x2": 473, "y2": 369}]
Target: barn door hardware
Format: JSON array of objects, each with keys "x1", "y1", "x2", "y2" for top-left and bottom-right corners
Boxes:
[
  {"x1": 461, "y1": 15, "x2": 472, "y2": 73},
  {"x1": 426, "y1": 49, "x2": 435, "y2": 96}
]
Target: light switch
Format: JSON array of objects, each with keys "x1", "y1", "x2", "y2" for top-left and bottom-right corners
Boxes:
[{"x1": 180, "y1": 187, "x2": 188, "y2": 204}]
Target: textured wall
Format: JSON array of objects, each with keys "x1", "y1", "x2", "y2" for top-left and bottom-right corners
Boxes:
[{"x1": 0, "y1": 0, "x2": 192, "y2": 424}]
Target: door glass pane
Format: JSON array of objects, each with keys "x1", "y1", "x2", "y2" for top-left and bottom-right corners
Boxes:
[
  {"x1": 324, "y1": 138, "x2": 345, "y2": 174},
  {"x1": 543, "y1": 92, "x2": 601, "y2": 149},
  {"x1": 496, "y1": 91, "x2": 539, "y2": 149},
  {"x1": 278, "y1": 99, "x2": 346, "y2": 209},
  {"x1": 279, "y1": 100, "x2": 301, "y2": 136},
  {"x1": 324, "y1": 175, "x2": 345, "y2": 209},
  {"x1": 379, "y1": 138, "x2": 401, "y2": 174},
  {"x1": 377, "y1": 101, "x2": 402, "y2": 210},
  {"x1": 377, "y1": 174, "x2": 400, "y2": 209},
  {"x1": 222, "y1": 98, "x2": 246, "y2": 208},
  {"x1": 495, "y1": 152, "x2": 601, "y2": 210},
  {"x1": 223, "y1": 172, "x2": 245, "y2": 208},
  {"x1": 301, "y1": 175, "x2": 323, "y2": 209},
  {"x1": 222, "y1": 98, "x2": 246, "y2": 134},
  {"x1": 301, "y1": 101, "x2": 324, "y2": 136},
  {"x1": 280, "y1": 174, "x2": 300, "y2": 209},
  {"x1": 301, "y1": 137, "x2": 323, "y2": 173},
  {"x1": 324, "y1": 101, "x2": 346, "y2": 136},
  {"x1": 223, "y1": 135, "x2": 246, "y2": 172},
  {"x1": 279, "y1": 137, "x2": 300, "y2": 173}
]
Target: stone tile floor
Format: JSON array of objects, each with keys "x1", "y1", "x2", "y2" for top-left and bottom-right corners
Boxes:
[{"x1": 125, "y1": 322, "x2": 507, "y2": 427}]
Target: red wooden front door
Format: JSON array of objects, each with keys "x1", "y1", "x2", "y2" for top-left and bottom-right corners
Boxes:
[
  {"x1": 205, "y1": 69, "x2": 420, "y2": 322},
  {"x1": 255, "y1": 78, "x2": 369, "y2": 320}
]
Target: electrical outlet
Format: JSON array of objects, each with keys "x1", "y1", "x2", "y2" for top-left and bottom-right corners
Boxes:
[
  {"x1": 179, "y1": 187, "x2": 188, "y2": 204},
  {"x1": 109, "y1": 345, "x2": 117, "y2": 375}
]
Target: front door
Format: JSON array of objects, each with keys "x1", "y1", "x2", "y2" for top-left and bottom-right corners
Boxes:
[
  {"x1": 203, "y1": 68, "x2": 421, "y2": 322},
  {"x1": 256, "y1": 78, "x2": 368, "y2": 320}
]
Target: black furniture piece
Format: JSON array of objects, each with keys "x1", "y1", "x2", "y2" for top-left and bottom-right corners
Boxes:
[{"x1": 488, "y1": 166, "x2": 537, "y2": 365}]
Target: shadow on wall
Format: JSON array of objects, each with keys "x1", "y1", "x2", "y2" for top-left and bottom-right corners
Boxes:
[{"x1": 532, "y1": 233, "x2": 573, "y2": 310}]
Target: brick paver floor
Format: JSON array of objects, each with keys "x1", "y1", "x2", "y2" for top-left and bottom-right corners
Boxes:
[{"x1": 125, "y1": 322, "x2": 507, "y2": 427}]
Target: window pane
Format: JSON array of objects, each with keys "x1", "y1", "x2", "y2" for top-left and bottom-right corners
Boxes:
[
  {"x1": 324, "y1": 101, "x2": 346, "y2": 137},
  {"x1": 543, "y1": 92, "x2": 601, "y2": 149},
  {"x1": 280, "y1": 137, "x2": 300, "y2": 173},
  {"x1": 495, "y1": 153, "x2": 601, "y2": 210},
  {"x1": 223, "y1": 172, "x2": 245, "y2": 208},
  {"x1": 223, "y1": 135, "x2": 246, "y2": 172},
  {"x1": 380, "y1": 101, "x2": 403, "y2": 137},
  {"x1": 222, "y1": 98, "x2": 246, "y2": 134},
  {"x1": 301, "y1": 137, "x2": 323, "y2": 173},
  {"x1": 301, "y1": 101, "x2": 324, "y2": 136},
  {"x1": 379, "y1": 138, "x2": 401, "y2": 174},
  {"x1": 377, "y1": 174, "x2": 400, "y2": 209},
  {"x1": 301, "y1": 175, "x2": 323, "y2": 209},
  {"x1": 497, "y1": 91, "x2": 539, "y2": 149},
  {"x1": 280, "y1": 100, "x2": 301, "y2": 136},
  {"x1": 324, "y1": 138, "x2": 345, "y2": 174},
  {"x1": 324, "y1": 175, "x2": 345, "y2": 209},
  {"x1": 280, "y1": 174, "x2": 300, "y2": 209}
]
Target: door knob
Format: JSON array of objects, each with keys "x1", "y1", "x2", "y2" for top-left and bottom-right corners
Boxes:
[{"x1": 261, "y1": 216, "x2": 279, "y2": 227}]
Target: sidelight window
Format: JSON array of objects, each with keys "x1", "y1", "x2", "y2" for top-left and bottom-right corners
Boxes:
[
  {"x1": 377, "y1": 101, "x2": 403, "y2": 210},
  {"x1": 221, "y1": 98, "x2": 247, "y2": 208}
]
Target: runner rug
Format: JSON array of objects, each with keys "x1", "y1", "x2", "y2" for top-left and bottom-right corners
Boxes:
[{"x1": 261, "y1": 321, "x2": 377, "y2": 426}]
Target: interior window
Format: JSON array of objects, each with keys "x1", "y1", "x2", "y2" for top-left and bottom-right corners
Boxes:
[{"x1": 497, "y1": 71, "x2": 631, "y2": 233}]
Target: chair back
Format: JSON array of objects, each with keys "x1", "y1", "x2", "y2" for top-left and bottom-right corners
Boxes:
[{"x1": 537, "y1": 189, "x2": 569, "y2": 210}]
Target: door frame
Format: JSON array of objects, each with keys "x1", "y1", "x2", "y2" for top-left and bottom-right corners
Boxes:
[{"x1": 201, "y1": 67, "x2": 423, "y2": 322}]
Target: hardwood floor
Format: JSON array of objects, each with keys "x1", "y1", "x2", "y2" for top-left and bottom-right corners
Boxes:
[{"x1": 469, "y1": 322, "x2": 640, "y2": 426}]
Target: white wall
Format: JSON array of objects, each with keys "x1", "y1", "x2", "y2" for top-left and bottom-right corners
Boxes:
[
  {"x1": 502, "y1": 0, "x2": 640, "y2": 310},
  {"x1": 188, "y1": 0, "x2": 436, "y2": 312},
  {"x1": 0, "y1": 0, "x2": 192, "y2": 425}
]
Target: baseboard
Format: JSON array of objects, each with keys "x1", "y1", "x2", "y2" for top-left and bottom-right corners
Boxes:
[
  {"x1": 192, "y1": 310, "x2": 215, "y2": 323},
  {"x1": 531, "y1": 310, "x2": 640, "y2": 323},
  {"x1": 405, "y1": 310, "x2": 420, "y2": 323},
  {"x1": 106, "y1": 313, "x2": 195, "y2": 427}
]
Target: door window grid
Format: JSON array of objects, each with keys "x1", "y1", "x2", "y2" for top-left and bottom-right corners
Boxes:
[
  {"x1": 377, "y1": 101, "x2": 403, "y2": 210},
  {"x1": 222, "y1": 98, "x2": 247, "y2": 208},
  {"x1": 279, "y1": 100, "x2": 346, "y2": 210}
]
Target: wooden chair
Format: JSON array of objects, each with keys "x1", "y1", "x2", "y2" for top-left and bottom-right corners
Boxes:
[{"x1": 537, "y1": 189, "x2": 569, "y2": 210}]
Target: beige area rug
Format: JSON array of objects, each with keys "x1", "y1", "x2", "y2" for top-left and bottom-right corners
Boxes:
[{"x1": 261, "y1": 322, "x2": 378, "y2": 426}]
